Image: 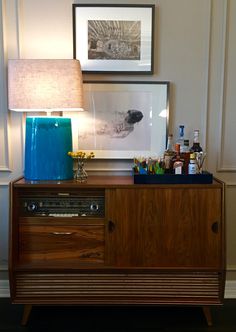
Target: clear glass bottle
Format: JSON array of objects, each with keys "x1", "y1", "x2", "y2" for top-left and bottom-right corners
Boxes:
[
  {"x1": 190, "y1": 130, "x2": 202, "y2": 153},
  {"x1": 164, "y1": 134, "x2": 175, "y2": 173},
  {"x1": 176, "y1": 125, "x2": 185, "y2": 153},
  {"x1": 188, "y1": 153, "x2": 197, "y2": 174}
]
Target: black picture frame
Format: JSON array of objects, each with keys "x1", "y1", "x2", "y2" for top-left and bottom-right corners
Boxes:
[{"x1": 72, "y1": 4, "x2": 155, "y2": 74}]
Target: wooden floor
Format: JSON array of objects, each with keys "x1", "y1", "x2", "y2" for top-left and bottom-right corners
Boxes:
[{"x1": 0, "y1": 299, "x2": 236, "y2": 331}]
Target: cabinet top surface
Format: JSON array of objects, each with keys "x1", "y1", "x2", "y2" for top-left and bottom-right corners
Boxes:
[{"x1": 12, "y1": 176, "x2": 223, "y2": 189}]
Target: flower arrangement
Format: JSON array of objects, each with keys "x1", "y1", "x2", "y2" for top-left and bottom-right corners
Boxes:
[{"x1": 68, "y1": 151, "x2": 95, "y2": 182}]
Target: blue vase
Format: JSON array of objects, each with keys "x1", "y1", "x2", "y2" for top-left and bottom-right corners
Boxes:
[{"x1": 25, "y1": 117, "x2": 73, "y2": 180}]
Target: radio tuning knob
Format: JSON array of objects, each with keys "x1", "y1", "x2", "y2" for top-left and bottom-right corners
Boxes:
[
  {"x1": 27, "y1": 202, "x2": 38, "y2": 212},
  {"x1": 90, "y1": 203, "x2": 99, "y2": 211}
]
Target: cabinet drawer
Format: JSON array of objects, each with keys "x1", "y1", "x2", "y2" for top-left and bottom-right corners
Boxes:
[{"x1": 19, "y1": 225, "x2": 104, "y2": 265}]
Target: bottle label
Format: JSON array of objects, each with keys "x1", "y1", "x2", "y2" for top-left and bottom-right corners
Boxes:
[
  {"x1": 188, "y1": 163, "x2": 197, "y2": 174},
  {"x1": 175, "y1": 165, "x2": 182, "y2": 174},
  {"x1": 164, "y1": 155, "x2": 171, "y2": 169}
]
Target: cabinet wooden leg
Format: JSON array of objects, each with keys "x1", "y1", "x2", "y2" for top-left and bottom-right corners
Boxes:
[
  {"x1": 21, "y1": 304, "x2": 32, "y2": 326},
  {"x1": 202, "y1": 306, "x2": 212, "y2": 326}
]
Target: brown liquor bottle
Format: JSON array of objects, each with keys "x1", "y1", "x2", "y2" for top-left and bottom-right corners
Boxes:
[
  {"x1": 180, "y1": 139, "x2": 190, "y2": 174},
  {"x1": 171, "y1": 143, "x2": 184, "y2": 174},
  {"x1": 164, "y1": 134, "x2": 175, "y2": 173}
]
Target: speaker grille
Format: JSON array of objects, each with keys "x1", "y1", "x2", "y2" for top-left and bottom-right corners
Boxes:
[{"x1": 14, "y1": 272, "x2": 221, "y2": 304}]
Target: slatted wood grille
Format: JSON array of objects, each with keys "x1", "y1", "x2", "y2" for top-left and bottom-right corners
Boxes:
[{"x1": 15, "y1": 272, "x2": 221, "y2": 304}]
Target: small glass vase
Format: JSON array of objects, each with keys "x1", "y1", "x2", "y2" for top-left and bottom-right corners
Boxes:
[{"x1": 74, "y1": 159, "x2": 88, "y2": 182}]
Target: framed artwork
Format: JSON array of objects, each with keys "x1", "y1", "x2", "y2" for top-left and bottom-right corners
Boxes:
[
  {"x1": 72, "y1": 4, "x2": 155, "y2": 74},
  {"x1": 75, "y1": 81, "x2": 169, "y2": 159}
]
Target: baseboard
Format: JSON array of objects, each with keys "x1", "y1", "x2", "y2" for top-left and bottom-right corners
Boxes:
[
  {"x1": 1, "y1": 279, "x2": 236, "y2": 299},
  {"x1": 225, "y1": 280, "x2": 236, "y2": 299},
  {"x1": 0, "y1": 280, "x2": 10, "y2": 297}
]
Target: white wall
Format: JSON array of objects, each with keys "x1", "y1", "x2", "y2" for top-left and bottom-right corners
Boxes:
[{"x1": 0, "y1": 0, "x2": 236, "y2": 285}]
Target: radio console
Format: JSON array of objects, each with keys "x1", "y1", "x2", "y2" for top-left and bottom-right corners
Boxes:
[{"x1": 20, "y1": 190, "x2": 105, "y2": 217}]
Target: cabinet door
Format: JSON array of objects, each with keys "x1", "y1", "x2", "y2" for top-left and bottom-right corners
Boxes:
[{"x1": 106, "y1": 188, "x2": 222, "y2": 268}]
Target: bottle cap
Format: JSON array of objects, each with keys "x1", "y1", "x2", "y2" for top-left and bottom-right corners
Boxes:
[{"x1": 179, "y1": 125, "x2": 184, "y2": 137}]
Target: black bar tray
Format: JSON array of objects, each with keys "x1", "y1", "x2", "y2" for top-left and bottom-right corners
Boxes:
[{"x1": 133, "y1": 171, "x2": 213, "y2": 184}]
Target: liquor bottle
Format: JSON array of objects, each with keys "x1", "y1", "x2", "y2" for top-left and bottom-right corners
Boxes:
[
  {"x1": 180, "y1": 139, "x2": 190, "y2": 174},
  {"x1": 188, "y1": 153, "x2": 197, "y2": 174},
  {"x1": 164, "y1": 134, "x2": 175, "y2": 173},
  {"x1": 190, "y1": 130, "x2": 202, "y2": 153},
  {"x1": 172, "y1": 143, "x2": 184, "y2": 174},
  {"x1": 176, "y1": 125, "x2": 185, "y2": 153}
]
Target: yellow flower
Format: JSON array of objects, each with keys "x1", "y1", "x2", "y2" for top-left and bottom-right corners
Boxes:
[{"x1": 68, "y1": 151, "x2": 95, "y2": 160}]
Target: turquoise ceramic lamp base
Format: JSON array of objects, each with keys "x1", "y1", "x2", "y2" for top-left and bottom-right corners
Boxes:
[{"x1": 24, "y1": 117, "x2": 73, "y2": 180}]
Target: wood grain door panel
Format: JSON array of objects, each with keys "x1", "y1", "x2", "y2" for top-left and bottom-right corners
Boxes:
[
  {"x1": 106, "y1": 188, "x2": 222, "y2": 268},
  {"x1": 19, "y1": 225, "x2": 104, "y2": 265}
]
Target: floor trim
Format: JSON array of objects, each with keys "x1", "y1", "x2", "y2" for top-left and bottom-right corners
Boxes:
[
  {"x1": 1, "y1": 280, "x2": 236, "y2": 299},
  {"x1": 0, "y1": 280, "x2": 10, "y2": 297},
  {"x1": 225, "y1": 280, "x2": 236, "y2": 299}
]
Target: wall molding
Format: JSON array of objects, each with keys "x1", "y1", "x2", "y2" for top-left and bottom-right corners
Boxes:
[
  {"x1": 0, "y1": 182, "x2": 9, "y2": 186},
  {"x1": 217, "y1": 0, "x2": 228, "y2": 171},
  {"x1": 15, "y1": 0, "x2": 22, "y2": 59},
  {"x1": 226, "y1": 183, "x2": 236, "y2": 187},
  {"x1": 217, "y1": 0, "x2": 236, "y2": 172},
  {"x1": 0, "y1": 280, "x2": 10, "y2": 297},
  {"x1": 0, "y1": 0, "x2": 11, "y2": 173},
  {"x1": 0, "y1": 167, "x2": 11, "y2": 172},
  {"x1": 225, "y1": 280, "x2": 236, "y2": 299},
  {"x1": 202, "y1": 0, "x2": 212, "y2": 154}
]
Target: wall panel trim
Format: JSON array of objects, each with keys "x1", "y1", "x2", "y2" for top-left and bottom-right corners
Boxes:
[
  {"x1": 202, "y1": 0, "x2": 212, "y2": 154},
  {"x1": 0, "y1": 0, "x2": 11, "y2": 172},
  {"x1": 225, "y1": 281, "x2": 236, "y2": 299},
  {"x1": 217, "y1": 0, "x2": 236, "y2": 172},
  {"x1": 0, "y1": 182, "x2": 9, "y2": 186},
  {"x1": 0, "y1": 280, "x2": 10, "y2": 298}
]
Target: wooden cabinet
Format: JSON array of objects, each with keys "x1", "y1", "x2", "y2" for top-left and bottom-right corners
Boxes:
[{"x1": 9, "y1": 176, "x2": 225, "y2": 325}]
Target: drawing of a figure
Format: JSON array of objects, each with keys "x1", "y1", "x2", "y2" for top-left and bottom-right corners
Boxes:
[{"x1": 96, "y1": 109, "x2": 143, "y2": 138}]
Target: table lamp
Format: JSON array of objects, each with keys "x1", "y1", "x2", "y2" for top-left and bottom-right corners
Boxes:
[{"x1": 8, "y1": 59, "x2": 83, "y2": 180}]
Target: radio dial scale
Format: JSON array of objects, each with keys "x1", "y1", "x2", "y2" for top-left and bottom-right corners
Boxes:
[{"x1": 21, "y1": 191, "x2": 105, "y2": 217}]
